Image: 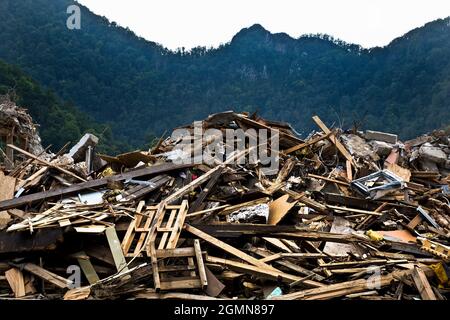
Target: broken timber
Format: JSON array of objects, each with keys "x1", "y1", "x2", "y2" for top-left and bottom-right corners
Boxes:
[{"x1": 0, "y1": 163, "x2": 192, "y2": 211}]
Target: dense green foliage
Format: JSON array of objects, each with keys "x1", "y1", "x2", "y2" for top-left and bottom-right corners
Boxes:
[
  {"x1": 0, "y1": 0, "x2": 449, "y2": 148},
  {"x1": 0, "y1": 60, "x2": 124, "y2": 153}
]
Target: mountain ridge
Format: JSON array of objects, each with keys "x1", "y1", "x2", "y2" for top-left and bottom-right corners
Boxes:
[{"x1": 0, "y1": 0, "x2": 449, "y2": 149}]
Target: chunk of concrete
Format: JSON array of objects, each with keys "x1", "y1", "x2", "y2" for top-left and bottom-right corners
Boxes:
[
  {"x1": 369, "y1": 140, "x2": 393, "y2": 157},
  {"x1": 444, "y1": 160, "x2": 450, "y2": 170},
  {"x1": 419, "y1": 143, "x2": 446, "y2": 164},
  {"x1": 365, "y1": 130, "x2": 398, "y2": 144},
  {"x1": 341, "y1": 134, "x2": 379, "y2": 161},
  {"x1": 68, "y1": 133, "x2": 99, "y2": 163},
  {"x1": 419, "y1": 159, "x2": 439, "y2": 172}
]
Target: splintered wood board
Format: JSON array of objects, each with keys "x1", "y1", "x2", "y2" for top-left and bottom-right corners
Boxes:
[
  {"x1": 412, "y1": 266, "x2": 437, "y2": 300},
  {"x1": 268, "y1": 195, "x2": 297, "y2": 225},
  {"x1": 105, "y1": 226, "x2": 129, "y2": 274},
  {"x1": 0, "y1": 171, "x2": 16, "y2": 201},
  {"x1": 21, "y1": 263, "x2": 70, "y2": 289},
  {"x1": 5, "y1": 268, "x2": 26, "y2": 297},
  {"x1": 74, "y1": 251, "x2": 100, "y2": 285},
  {"x1": 386, "y1": 163, "x2": 411, "y2": 182},
  {"x1": 312, "y1": 116, "x2": 355, "y2": 167}
]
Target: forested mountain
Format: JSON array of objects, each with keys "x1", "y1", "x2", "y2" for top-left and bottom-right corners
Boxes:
[
  {"x1": 0, "y1": 60, "x2": 124, "y2": 153},
  {"x1": 0, "y1": 0, "x2": 449, "y2": 149}
]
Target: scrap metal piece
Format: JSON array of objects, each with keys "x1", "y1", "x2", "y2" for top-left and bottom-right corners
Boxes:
[
  {"x1": 417, "y1": 237, "x2": 450, "y2": 261},
  {"x1": 417, "y1": 206, "x2": 439, "y2": 229},
  {"x1": 351, "y1": 169, "x2": 403, "y2": 198}
]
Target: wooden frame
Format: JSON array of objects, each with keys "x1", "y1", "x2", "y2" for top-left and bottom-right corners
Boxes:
[
  {"x1": 151, "y1": 240, "x2": 208, "y2": 291},
  {"x1": 121, "y1": 200, "x2": 189, "y2": 258}
]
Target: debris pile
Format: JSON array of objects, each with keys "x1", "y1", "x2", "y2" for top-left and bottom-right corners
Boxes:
[
  {"x1": 0, "y1": 96, "x2": 44, "y2": 158},
  {"x1": 0, "y1": 107, "x2": 449, "y2": 300}
]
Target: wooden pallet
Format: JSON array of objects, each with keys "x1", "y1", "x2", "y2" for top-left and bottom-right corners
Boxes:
[
  {"x1": 150, "y1": 240, "x2": 208, "y2": 291},
  {"x1": 121, "y1": 200, "x2": 189, "y2": 258}
]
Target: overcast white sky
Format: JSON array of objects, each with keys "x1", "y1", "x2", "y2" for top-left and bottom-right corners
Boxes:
[{"x1": 77, "y1": 0, "x2": 450, "y2": 50}]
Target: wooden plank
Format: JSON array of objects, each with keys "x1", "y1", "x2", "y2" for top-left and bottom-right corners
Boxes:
[
  {"x1": 20, "y1": 263, "x2": 70, "y2": 289},
  {"x1": 318, "y1": 259, "x2": 406, "y2": 269},
  {"x1": 133, "y1": 209, "x2": 156, "y2": 256},
  {"x1": 150, "y1": 244, "x2": 161, "y2": 291},
  {"x1": 166, "y1": 200, "x2": 189, "y2": 249},
  {"x1": 8, "y1": 144, "x2": 86, "y2": 182},
  {"x1": 10, "y1": 144, "x2": 53, "y2": 178},
  {"x1": 187, "y1": 257, "x2": 196, "y2": 278},
  {"x1": 16, "y1": 166, "x2": 47, "y2": 191},
  {"x1": 302, "y1": 240, "x2": 332, "y2": 278},
  {"x1": 249, "y1": 246, "x2": 325, "y2": 283},
  {"x1": 186, "y1": 204, "x2": 230, "y2": 218},
  {"x1": 5, "y1": 268, "x2": 26, "y2": 297},
  {"x1": 284, "y1": 189, "x2": 328, "y2": 213},
  {"x1": 188, "y1": 168, "x2": 223, "y2": 213},
  {"x1": 74, "y1": 251, "x2": 100, "y2": 285},
  {"x1": 191, "y1": 223, "x2": 365, "y2": 244},
  {"x1": 412, "y1": 266, "x2": 437, "y2": 300},
  {"x1": 307, "y1": 174, "x2": 350, "y2": 186},
  {"x1": 260, "y1": 253, "x2": 329, "y2": 263},
  {"x1": 281, "y1": 239, "x2": 301, "y2": 252},
  {"x1": 312, "y1": 116, "x2": 355, "y2": 167},
  {"x1": 64, "y1": 286, "x2": 91, "y2": 300},
  {"x1": 105, "y1": 226, "x2": 129, "y2": 274},
  {"x1": 185, "y1": 224, "x2": 278, "y2": 271},
  {"x1": 155, "y1": 247, "x2": 196, "y2": 258},
  {"x1": 271, "y1": 269, "x2": 414, "y2": 300},
  {"x1": 193, "y1": 239, "x2": 208, "y2": 288},
  {"x1": 158, "y1": 265, "x2": 196, "y2": 272},
  {"x1": 0, "y1": 163, "x2": 191, "y2": 211},
  {"x1": 158, "y1": 208, "x2": 178, "y2": 249},
  {"x1": 407, "y1": 214, "x2": 423, "y2": 230},
  {"x1": 7, "y1": 203, "x2": 66, "y2": 232},
  {"x1": 327, "y1": 205, "x2": 384, "y2": 216},
  {"x1": 346, "y1": 160, "x2": 353, "y2": 181},
  {"x1": 121, "y1": 201, "x2": 145, "y2": 255},
  {"x1": 133, "y1": 290, "x2": 222, "y2": 300},
  {"x1": 283, "y1": 132, "x2": 331, "y2": 155},
  {"x1": 275, "y1": 158, "x2": 295, "y2": 183},
  {"x1": 58, "y1": 218, "x2": 72, "y2": 227},
  {"x1": 159, "y1": 279, "x2": 203, "y2": 290},
  {"x1": 263, "y1": 237, "x2": 292, "y2": 253},
  {"x1": 206, "y1": 256, "x2": 303, "y2": 283}
]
